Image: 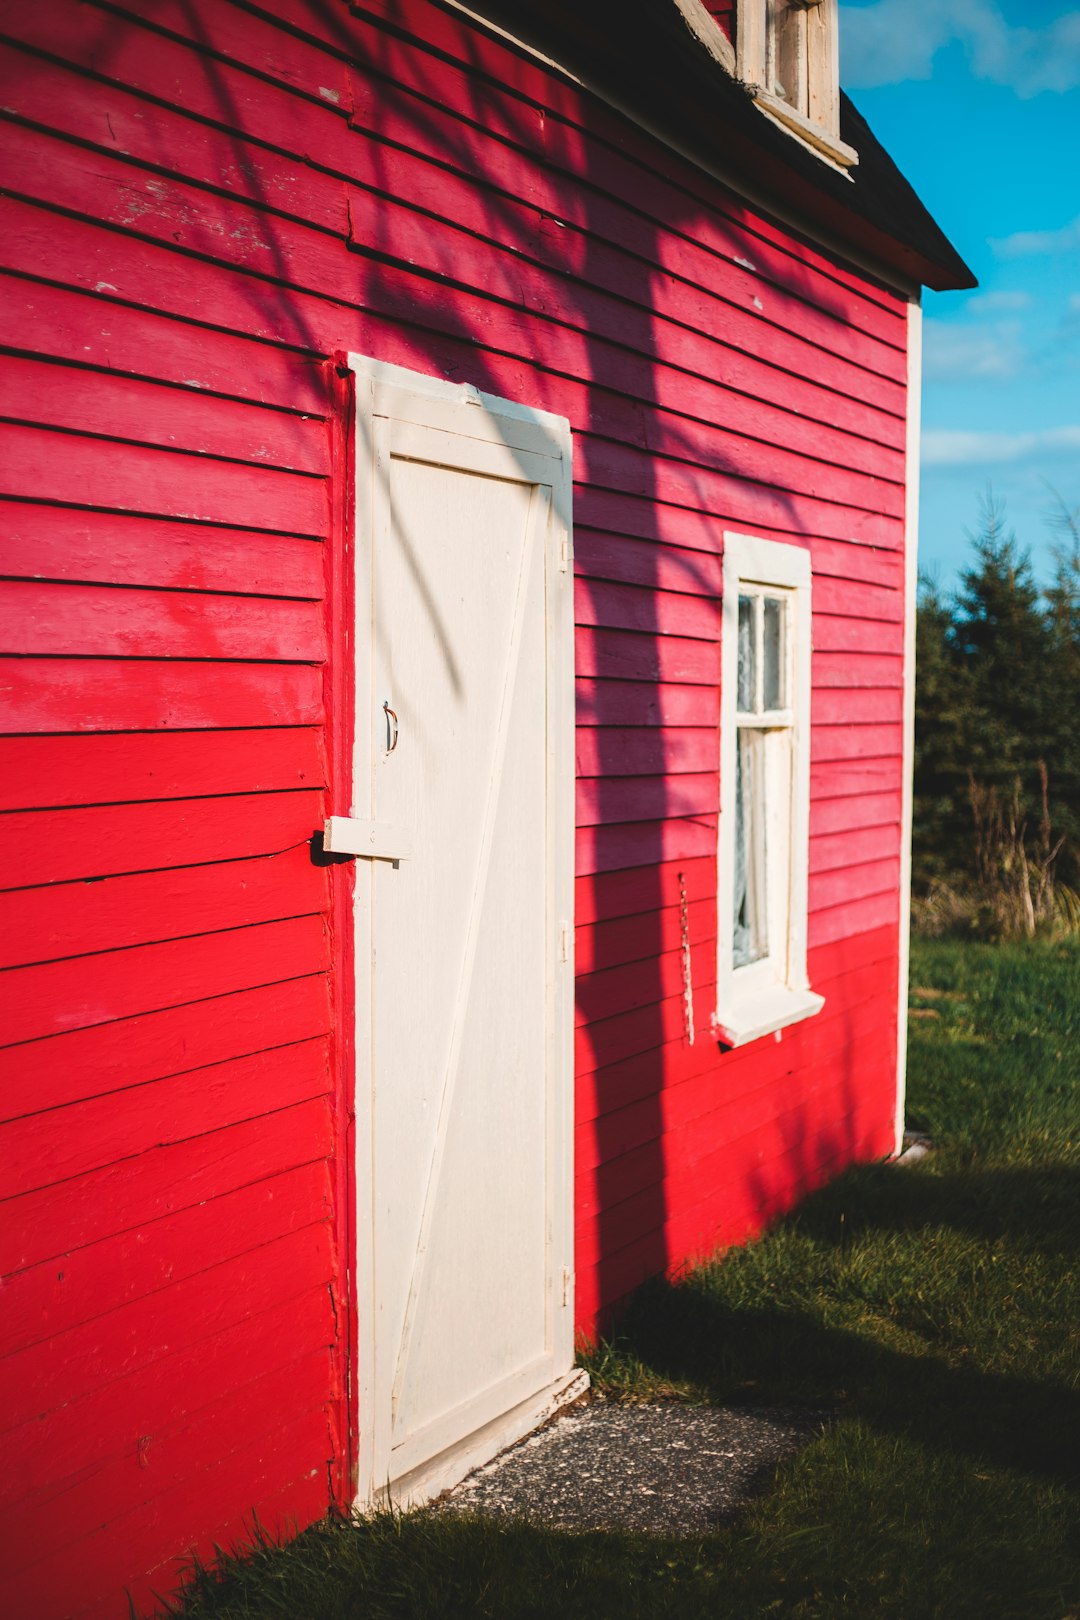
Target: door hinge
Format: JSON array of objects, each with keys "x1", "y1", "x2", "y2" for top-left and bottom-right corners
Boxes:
[
  {"x1": 562, "y1": 1266, "x2": 571, "y2": 1307},
  {"x1": 560, "y1": 922, "x2": 573, "y2": 963},
  {"x1": 559, "y1": 532, "x2": 573, "y2": 572}
]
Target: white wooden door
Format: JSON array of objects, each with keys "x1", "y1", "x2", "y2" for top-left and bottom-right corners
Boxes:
[{"x1": 347, "y1": 359, "x2": 577, "y2": 1505}]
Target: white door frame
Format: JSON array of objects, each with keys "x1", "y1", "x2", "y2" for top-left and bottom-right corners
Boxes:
[{"x1": 345, "y1": 355, "x2": 582, "y2": 1507}]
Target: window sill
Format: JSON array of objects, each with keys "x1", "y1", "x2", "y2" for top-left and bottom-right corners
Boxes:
[
  {"x1": 712, "y1": 984, "x2": 824, "y2": 1048},
  {"x1": 751, "y1": 91, "x2": 858, "y2": 174}
]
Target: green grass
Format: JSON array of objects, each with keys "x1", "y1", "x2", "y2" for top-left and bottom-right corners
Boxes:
[{"x1": 170, "y1": 938, "x2": 1080, "y2": 1620}]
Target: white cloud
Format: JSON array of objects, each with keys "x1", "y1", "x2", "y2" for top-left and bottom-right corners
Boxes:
[
  {"x1": 992, "y1": 215, "x2": 1080, "y2": 258},
  {"x1": 840, "y1": 0, "x2": 1080, "y2": 96},
  {"x1": 922, "y1": 426, "x2": 1080, "y2": 466},
  {"x1": 963, "y1": 290, "x2": 1032, "y2": 313},
  {"x1": 922, "y1": 315, "x2": 1025, "y2": 380}
]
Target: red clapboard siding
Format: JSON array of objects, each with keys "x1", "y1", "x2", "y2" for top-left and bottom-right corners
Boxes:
[
  {"x1": 0, "y1": 0, "x2": 917, "y2": 1605},
  {"x1": 0, "y1": 976, "x2": 333, "y2": 1121},
  {"x1": 0, "y1": 845, "x2": 326, "y2": 968},
  {"x1": 1, "y1": 1159, "x2": 333, "y2": 1358},
  {"x1": 0, "y1": 354, "x2": 328, "y2": 473},
  {"x1": 0, "y1": 657, "x2": 324, "y2": 732},
  {"x1": 0, "y1": 729, "x2": 326, "y2": 813},
  {"x1": 0, "y1": 1281, "x2": 334, "y2": 1509},
  {"x1": 4, "y1": 1347, "x2": 334, "y2": 1582},
  {"x1": 2, "y1": 1097, "x2": 334, "y2": 1276},
  {"x1": 0, "y1": 503, "x2": 325, "y2": 597},
  {"x1": 1, "y1": 1221, "x2": 336, "y2": 1437},
  {"x1": 0, "y1": 274, "x2": 332, "y2": 414},
  {"x1": 0, "y1": 914, "x2": 328, "y2": 1048},
  {"x1": 7, "y1": 1406, "x2": 333, "y2": 1620},
  {"x1": 0, "y1": 790, "x2": 324, "y2": 889},
  {"x1": 0, "y1": 1038, "x2": 333, "y2": 1202},
  {"x1": 0, "y1": 580, "x2": 325, "y2": 661},
  {"x1": 0, "y1": 422, "x2": 328, "y2": 534}
]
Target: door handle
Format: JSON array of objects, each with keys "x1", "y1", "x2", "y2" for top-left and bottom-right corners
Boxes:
[{"x1": 383, "y1": 700, "x2": 399, "y2": 753}]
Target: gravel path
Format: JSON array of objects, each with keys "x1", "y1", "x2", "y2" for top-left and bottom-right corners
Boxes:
[{"x1": 440, "y1": 1401, "x2": 828, "y2": 1536}]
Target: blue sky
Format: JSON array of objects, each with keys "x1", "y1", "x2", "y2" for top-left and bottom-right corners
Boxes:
[{"x1": 838, "y1": 0, "x2": 1080, "y2": 588}]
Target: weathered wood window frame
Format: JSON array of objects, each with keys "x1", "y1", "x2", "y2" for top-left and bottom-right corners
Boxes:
[
  {"x1": 714, "y1": 533, "x2": 824, "y2": 1046},
  {"x1": 674, "y1": 0, "x2": 858, "y2": 170}
]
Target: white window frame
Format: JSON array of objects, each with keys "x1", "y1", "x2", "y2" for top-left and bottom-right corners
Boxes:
[
  {"x1": 714, "y1": 532, "x2": 823, "y2": 1046},
  {"x1": 673, "y1": 0, "x2": 857, "y2": 171}
]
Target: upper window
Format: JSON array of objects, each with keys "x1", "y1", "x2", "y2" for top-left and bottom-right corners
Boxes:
[
  {"x1": 675, "y1": 0, "x2": 857, "y2": 170},
  {"x1": 715, "y1": 534, "x2": 824, "y2": 1047}
]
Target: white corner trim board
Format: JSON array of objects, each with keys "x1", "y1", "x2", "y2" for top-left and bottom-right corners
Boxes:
[{"x1": 895, "y1": 299, "x2": 922, "y2": 1154}]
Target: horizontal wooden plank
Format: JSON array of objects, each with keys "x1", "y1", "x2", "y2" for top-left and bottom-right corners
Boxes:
[
  {"x1": 576, "y1": 578, "x2": 719, "y2": 641},
  {"x1": 577, "y1": 817, "x2": 717, "y2": 878},
  {"x1": 810, "y1": 857, "x2": 901, "y2": 915},
  {"x1": 10, "y1": 1404, "x2": 331, "y2": 1620},
  {"x1": 0, "y1": 975, "x2": 332, "y2": 1120},
  {"x1": 0, "y1": 421, "x2": 327, "y2": 535},
  {"x1": 0, "y1": 657, "x2": 324, "y2": 732},
  {"x1": 0, "y1": 728, "x2": 325, "y2": 813},
  {"x1": 809, "y1": 791, "x2": 899, "y2": 837},
  {"x1": 576, "y1": 771, "x2": 717, "y2": 828},
  {"x1": 0, "y1": 580, "x2": 325, "y2": 660},
  {"x1": 811, "y1": 722, "x2": 904, "y2": 764},
  {"x1": 809, "y1": 886, "x2": 899, "y2": 947},
  {"x1": 813, "y1": 762, "x2": 902, "y2": 802},
  {"x1": 0, "y1": 354, "x2": 328, "y2": 473},
  {"x1": 576, "y1": 855, "x2": 716, "y2": 926},
  {"x1": 1, "y1": 1220, "x2": 334, "y2": 1436},
  {"x1": 2, "y1": 1158, "x2": 333, "y2": 1357},
  {"x1": 0, "y1": 502, "x2": 325, "y2": 598},
  {"x1": 575, "y1": 530, "x2": 722, "y2": 598},
  {"x1": 812, "y1": 650, "x2": 903, "y2": 689},
  {"x1": 2, "y1": 1095, "x2": 333, "y2": 1275},
  {"x1": 0, "y1": 914, "x2": 328, "y2": 1047},
  {"x1": 811, "y1": 824, "x2": 899, "y2": 873},
  {"x1": 0, "y1": 272, "x2": 331, "y2": 414},
  {"x1": 0, "y1": 788, "x2": 324, "y2": 889},
  {"x1": 576, "y1": 727, "x2": 715, "y2": 777},
  {"x1": 813, "y1": 614, "x2": 904, "y2": 656},
  {"x1": 1, "y1": 1039, "x2": 330, "y2": 1202},
  {"x1": 0, "y1": 1280, "x2": 334, "y2": 1507},
  {"x1": 575, "y1": 677, "x2": 718, "y2": 729},
  {"x1": 576, "y1": 941, "x2": 713, "y2": 1029},
  {"x1": 574, "y1": 626, "x2": 719, "y2": 686},
  {"x1": 576, "y1": 895, "x2": 714, "y2": 976},
  {"x1": 5, "y1": 1347, "x2": 333, "y2": 1585},
  {"x1": 0, "y1": 844, "x2": 327, "y2": 968},
  {"x1": 811, "y1": 688, "x2": 902, "y2": 726}
]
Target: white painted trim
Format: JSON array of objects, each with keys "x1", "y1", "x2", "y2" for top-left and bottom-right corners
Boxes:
[
  {"x1": 895, "y1": 299, "x2": 922, "y2": 1155},
  {"x1": 344, "y1": 353, "x2": 576, "y2": 1507},
  {"x1": 715, "y1": 532, "x2": 822, "y2": 1045},
  {"x1": 379, "y1": 1369, "x2": 590, "y2": 1509},
  {"x1": 439, "y1": 0, "x2": 919, "y2": 296}
]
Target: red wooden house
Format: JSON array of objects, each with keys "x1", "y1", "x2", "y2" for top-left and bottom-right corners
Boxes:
[{"x1": 0, "y1": 1, "x2": 972, "y2": 1614}]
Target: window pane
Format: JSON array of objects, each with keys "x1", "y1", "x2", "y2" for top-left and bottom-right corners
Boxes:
[
  {"x1": 733, "y1": 729, "x2": 768, "y2": 968},
  {"x1": 763, "y1": 596, "x2": 784, "y2": 710},
  {"x1": 737, "y1": 594, "x2": 755, "y2": 712}
]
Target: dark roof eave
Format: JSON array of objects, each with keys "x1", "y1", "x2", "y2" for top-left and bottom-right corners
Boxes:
[{"x1": 468, "y1": 0, "x2": 976, "y2": 293}]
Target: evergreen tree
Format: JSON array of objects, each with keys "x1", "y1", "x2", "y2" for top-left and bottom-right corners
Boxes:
[
  {"x1": 1043, "y1": 502, "x2": 1080, "y2": 883},
  {"x1": 912, "y1": 574, "x2": 975, "y2": 887},
  {"x1": 949, "y1": 494, "x2": 1052, "y2": 800}
]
